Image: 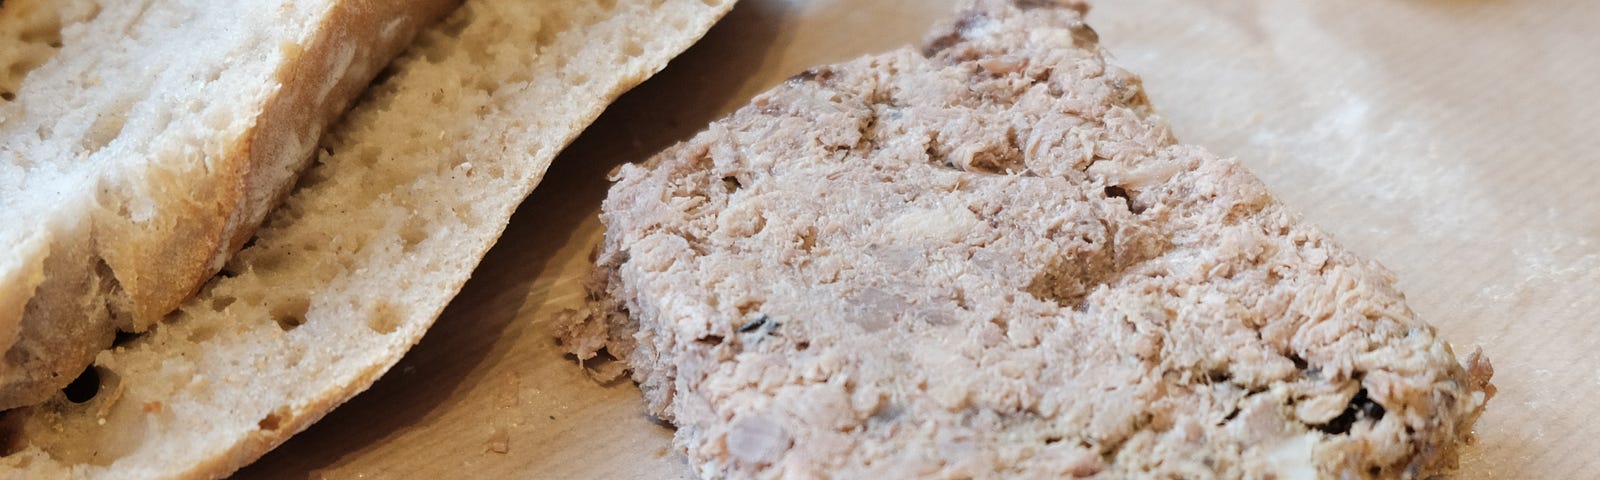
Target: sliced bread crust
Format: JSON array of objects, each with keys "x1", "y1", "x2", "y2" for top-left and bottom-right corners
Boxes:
[
  {"x1": 0, "y1": 0, "x2": 735, "y2": 477},
  {"x1": 564, "y1": 0, "x2": 1493, "y2": 477},
  {"x1": 0, "y1": 0, "x2": 460, "y2": 409}
]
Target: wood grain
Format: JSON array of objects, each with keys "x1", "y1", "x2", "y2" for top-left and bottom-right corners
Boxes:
[{"x1": 241, "y1": 0, "x2": 1599, "y2": 477}]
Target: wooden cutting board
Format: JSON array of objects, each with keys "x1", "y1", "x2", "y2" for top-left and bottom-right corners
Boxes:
[{"x1": 240, "y1": 0, "x2": 1600, "y2": 477}]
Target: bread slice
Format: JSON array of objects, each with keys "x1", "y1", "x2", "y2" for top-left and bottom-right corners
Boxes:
[
  {"x1": 561, "y1": 0, "x2": 1494, "y2": 477},
  {"x1": 0, "y1": 0, "x2": 735, "y2": 477},
  {"x1": 0, "y1": 0, "x2": 460, "y2": 409}
]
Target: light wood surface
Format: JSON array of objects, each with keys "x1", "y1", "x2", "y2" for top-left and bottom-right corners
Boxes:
[{"x1": 240, "y1": 0, "x2": 1600, "y2": 477}]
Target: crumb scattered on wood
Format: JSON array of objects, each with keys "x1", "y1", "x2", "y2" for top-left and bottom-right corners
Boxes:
[
  {"x1": 485, "y1": 427, "x2": 510, "y2": 454},
  {"x1": 496, "y1": 372, "x2": 520, "y2": 408}
]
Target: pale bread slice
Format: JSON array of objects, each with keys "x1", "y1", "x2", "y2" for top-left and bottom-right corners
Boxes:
[
  {"x1": 0, "y1": 0, "x2": 735, "y2": 477},
  {"x1": 0, "y1": 0, "x2": 459, "y2": 409}
]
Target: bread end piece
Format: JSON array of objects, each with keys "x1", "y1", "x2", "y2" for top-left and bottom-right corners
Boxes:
[
  {"x1": 0, "y1": 0, "x2": 736, "y2": 477},
  {"x1": 0, "y1": 0, "x2": 460, "y2": 410}
]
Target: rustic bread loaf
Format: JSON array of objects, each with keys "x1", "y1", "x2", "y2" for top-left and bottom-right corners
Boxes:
[
  {"x1": 0, "y1": 0, "x2": 459, "y2": 409},
  {"x1": 0, "y1": 0, "x2": 733, "y2": 477},
  {"x1": 563, "y1": 0, "x2": 1493, "y2": 477}
]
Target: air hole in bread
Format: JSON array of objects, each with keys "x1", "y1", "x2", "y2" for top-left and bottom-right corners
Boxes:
[
  {"x1": 81, "y1": 101, "x2": 133, "y2": 154},
  {"x1": 399, "y1": 217, "x2": 428, "y2": 252},
  {"x1": 188, "y1": 322, "x2": 218, "y2": 343},
  {"x1": 568, "y1": 71, "x2": 590, "y2": 86},
  {"x1": 367, "y1": 302, "x2": 401, "y2": 335},
  {"x1": 270, "y1": 295, "x2": 311, "y2": 331},
  {"x1": 622, "y1": 39, "x2": 644, "y2": 59},
  {"x1": 257, "y1": 409, "x2": 286, "y2": 432},
  {"x1": 0, "y1": 91, "x2": 14, "y2": 101},
  {"x1": 62, "y1": 366, "x2": 102, "y2": 404},
  {"x1": 283, "y1": 347, "x2": 304, "y2": 368},
  {"x1": 451, "y1": 203, "x2": 479, "y2": 227},
  {"x1": 534, "y1": 10, "x2": 569, "y2": 46}
]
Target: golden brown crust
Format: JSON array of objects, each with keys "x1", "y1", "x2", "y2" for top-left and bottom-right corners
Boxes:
[
  {"x1": 0, "y1": 0, "x2": 75, "y2": 406},
  {"x1": 99, "y1": 163, "x2": 233, "y2": 330},
  {"x1": 0, "y1": 231, "x2": 115, "y2": 410}
]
